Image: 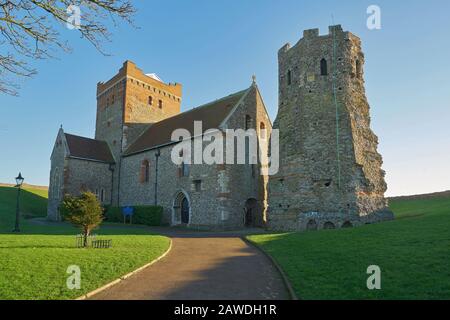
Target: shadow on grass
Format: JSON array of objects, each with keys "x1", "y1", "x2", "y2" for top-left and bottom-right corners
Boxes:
[
  {"x1": 247, "y1": 205, "x2": 450, "y2": 299},
  {"x1": 0, "y1": 186, "x2": 48, "y2": 232},
  {"x1": 0, "y1": 245, "x2": 80, "y2": 249},
  {"x1": 0, "y1": 187, "x2": 48, "y2": 217}
]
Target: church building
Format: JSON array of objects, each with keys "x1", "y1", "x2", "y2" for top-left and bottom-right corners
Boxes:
[
  {"x1": 48, "y1": 25, "x2": 393, "y2": 232},
  {"x1": 47, "y1": 61, "x2": 272, "y2": 229}
]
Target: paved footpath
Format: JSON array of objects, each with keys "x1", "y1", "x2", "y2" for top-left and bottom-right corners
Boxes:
[{"x1": 90, "y1": 231, "x2": 290, "y2": 300}]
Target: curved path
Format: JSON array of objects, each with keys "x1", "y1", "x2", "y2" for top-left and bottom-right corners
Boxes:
[{"x1": 90, "y1": 230, "x2": 289, "y2": 300}]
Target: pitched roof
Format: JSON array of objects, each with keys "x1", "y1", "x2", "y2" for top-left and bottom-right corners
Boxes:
[
  {"x1": 124, "y1": 88, "x2": 249, "y2": 156},
  {"x1": 64, "y1": 133, "x2": 115, "y2": 163}
]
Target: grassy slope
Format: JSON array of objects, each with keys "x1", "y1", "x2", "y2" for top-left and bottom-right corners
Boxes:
[
  {"x1": 0, "y1": 187, "x2": 170, "y2": 300},
  {"x1": 248, "y1": 194, "x2": 450, "y2": 300}
]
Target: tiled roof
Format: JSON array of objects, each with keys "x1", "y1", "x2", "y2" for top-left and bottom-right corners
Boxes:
[
  {"x1": 64, "y1": 133, "x2": 115, "y2": 163},
  {"x1": 124, "y1": 88, "x2": 248, "y2": 156}
]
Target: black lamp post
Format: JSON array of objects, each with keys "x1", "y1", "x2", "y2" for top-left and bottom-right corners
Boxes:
[{"x1": 13, "y1": 172, "x2": 24, "y2": 233}]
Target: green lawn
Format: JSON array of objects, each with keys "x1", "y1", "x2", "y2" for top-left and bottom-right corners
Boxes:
[
  {"x1": 248, "y1": 194, "x2": 450, "y2": 300},
  {"x1": 0, "y1": 186, "x2": 170, "y2": 300}
]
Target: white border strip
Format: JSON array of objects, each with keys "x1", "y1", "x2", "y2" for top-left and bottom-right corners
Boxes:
[{"x1": 75, "y1": 238, "x2": 173, "y2": 300}]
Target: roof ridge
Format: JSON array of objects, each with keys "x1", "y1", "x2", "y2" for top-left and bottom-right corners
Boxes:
[
  {"x1": 64, "y1": 133, "x2": 115, "y2": 163},
  {"x1": 123, "y1": 87, "x2": 249, "y2": 156},
  {"x1": 184, "y1": 88, "x2": 248, "y2": 113},
  {"x1": 64, "y1": 132, "x2": 108, "y2": 144},
  {"x1": 157, "y1": 87, "x2": 248, "y2": 124}
]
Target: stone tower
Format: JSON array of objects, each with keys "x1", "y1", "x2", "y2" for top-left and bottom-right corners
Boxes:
[
  {"x1": 95, "y1": 60, "x2": 182, "y2": 160},
  {"x1": 95, "y1": 60, "x2": 182, "y2": 205},
  {"x1": 268, "y1": 25, "x2": 393, "y2": 231}
]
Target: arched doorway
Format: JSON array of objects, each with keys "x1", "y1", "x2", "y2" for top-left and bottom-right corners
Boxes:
[
  {"x1": 323, "y1": 221, "x2": 336, "y2": 230},
  {"x1": 306, "y1": 219, "x2": 318, "y2": 231},
  {"x1": 173, "y1": 191, "x2": 191, "y2": 225},
  {"x1": 342, "y1": 221, "x2": 353, "y2": 228},
  {"x1": 244, "y1": 198, "x2": 258, "y2": 227},
  {"x1": 181, "y1": 197, "x2": 189, "y2": 224}
]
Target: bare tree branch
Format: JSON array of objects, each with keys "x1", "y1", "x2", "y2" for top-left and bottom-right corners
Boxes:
[{"x1": 0, "y1": 0, "x2": 135, "y2": 96}]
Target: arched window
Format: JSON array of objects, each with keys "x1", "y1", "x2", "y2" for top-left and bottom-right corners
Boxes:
[
  {"x1": 356, "y1": 59, "x2": 361, "y2": 78},
  {"x1": 148, "y1": 96, "x2": 153, "y2": 105},
  {"x1": 287, "y1": 70, "x2": 292, "y2": 85},
  {"x1": 259, "y1": 122, "x2": 266, "y2": 139},
  {"x1": 245, "y1": 115, "x2": 252, "y2": 130},
  {"x1": 158, "y1": 99, "x2": 163, "y2": 109},
  {"x1": 140, "y1": 160, "x2": 150, "y2": 183},
  {"x1": 320, "y1": 58, "x2": 328, "y2": 76}
]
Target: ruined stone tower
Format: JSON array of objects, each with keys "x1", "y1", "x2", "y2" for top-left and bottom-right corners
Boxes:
[{"x1": 268, "y1": 25, "x2": 393, "y2": 231}]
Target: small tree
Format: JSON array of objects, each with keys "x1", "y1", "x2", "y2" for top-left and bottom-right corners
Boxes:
[{"x1": 61, "y1": 192, "x2": 103, "y2": 247}]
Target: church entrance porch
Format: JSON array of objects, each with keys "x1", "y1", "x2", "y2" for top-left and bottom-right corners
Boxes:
[{"x1": 172, "y1": 190, "x2": 191, "y2": 226}]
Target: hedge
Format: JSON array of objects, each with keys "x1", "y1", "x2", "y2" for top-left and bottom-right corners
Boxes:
[
  {"x1": 104, "y1": 205, "x2": 163, "y2": 226},
  {"x1": 103, "y1": 206, "x2": 122, "y2": 222}
]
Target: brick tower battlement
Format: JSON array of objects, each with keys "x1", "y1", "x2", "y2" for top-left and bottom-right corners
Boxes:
[
  {"x1": 268, "y1": 25, "x2": 393, "y2": 231},
  {"x1": 95, "y1": 61, "x2": 182, "y2": 159}
]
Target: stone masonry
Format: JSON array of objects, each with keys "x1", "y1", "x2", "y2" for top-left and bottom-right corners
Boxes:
[
  {"x1": 267, "y1": 25, "x2": 393, "y2": 231},
  {"x1": 48, "y1": 26, "x2": 393, "y2": 232},
  {"x1": 48, "y1": 61, "x2": 272, "y2": 229},
  {"x1": 119, "y1": 84, "x2": 272, "y2": 229}
]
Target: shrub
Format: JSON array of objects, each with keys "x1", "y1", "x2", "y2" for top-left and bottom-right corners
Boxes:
[
  {"x1": 60, "y1": 192, "x2": 103, "y2": 247},
  {"x1": 134, "y1": 206, "x2": 163, "y2": 226},
  {"x1": 104, "y1": 206, "x2": 123, "y2": 222},
  {"x1": 103, "y1": 205, "x2": 163, "y2": 226}
]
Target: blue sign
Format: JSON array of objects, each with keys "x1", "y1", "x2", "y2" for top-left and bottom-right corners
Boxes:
[{"x1": 122, "y1": 206, "x2": 134, "y2": 216}]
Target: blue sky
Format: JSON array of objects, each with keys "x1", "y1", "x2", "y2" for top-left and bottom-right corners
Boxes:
[{"x1": 0, "y1": 0, "x2": 449, "y2": 196}]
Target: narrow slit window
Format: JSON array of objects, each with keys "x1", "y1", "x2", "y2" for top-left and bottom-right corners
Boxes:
[
  {"x1": 194, "y1": 180, "x2": 202, "y2": 192},
  {"x1": 140, "y1": 160, "x2": 150, "y2": 183},
  {"x1": 320, "y1": 58, "x2": 328, "y2": 76},
  {"x1": 181, "y1": 162, "x2": 190, "y2": 177}
]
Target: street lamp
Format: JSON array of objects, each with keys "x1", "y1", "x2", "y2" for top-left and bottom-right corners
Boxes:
[{"x1": 13, "y1": 172, "x2": 24, "y2": 233}]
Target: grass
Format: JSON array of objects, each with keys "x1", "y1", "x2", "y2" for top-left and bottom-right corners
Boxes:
[
  {"x1": 0, "y1": 186, "x2": 170, "y2": 300},
  {"x1": 248, "y1": 194, "x2": 450, "y2": 300}
]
